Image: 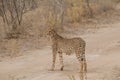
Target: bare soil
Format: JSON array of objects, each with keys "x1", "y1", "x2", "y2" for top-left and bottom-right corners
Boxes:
[{"x1": 0, "y1": 22, "x2": 120, "y2": 80}]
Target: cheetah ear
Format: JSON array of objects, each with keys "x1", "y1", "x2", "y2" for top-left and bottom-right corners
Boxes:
[
  {"x1": 48, "y1": 27, "x2": 54, "y2": 31},
  {"x1": 46, "y1": 27, "x2": 52, "y2": 34},
  {"x1": 49, "y1": 28, "x2": 56, "y2": 33},
  {"x1": 47, "y1": 25, "x2": 57, "y2": 34},
  {"x1": 46, "y1": 27, "x2": 52, "y2": 35}
]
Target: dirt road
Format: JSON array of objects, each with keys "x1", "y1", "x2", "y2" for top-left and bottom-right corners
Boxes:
[{"x1": 0, "y1": 23, "x2": 120, "y2": 80}]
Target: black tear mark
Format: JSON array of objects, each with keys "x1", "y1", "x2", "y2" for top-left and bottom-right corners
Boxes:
[{"x1": 81, "y1": 58, "x2": 84, "y2": 61}]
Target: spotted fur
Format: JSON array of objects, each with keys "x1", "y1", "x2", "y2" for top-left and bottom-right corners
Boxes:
[{"x1": 48, "y1": 29, "x2": 87, "y2": 73}]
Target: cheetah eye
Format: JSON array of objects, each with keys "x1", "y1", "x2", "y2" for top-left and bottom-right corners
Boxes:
[{"x1": 47, "y1": 31, "x2": 52, "y2": 36}]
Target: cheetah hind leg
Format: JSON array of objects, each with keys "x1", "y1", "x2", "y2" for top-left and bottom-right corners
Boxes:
[
  {"x1": 79, "y1": 61, "x2": 88, "y2": 80},
  {"x1": 82, "y1": 59, "x2": 87, "y2": 80},
  {"x1": 49, "y1": 64, "x2": 55, "y2": 71},
  {"x1": 83, "y1": 60, "x2": 87, "y2": 73},
  {"x1": 60, "y1": 66, "x2": 64, "y2": 71}
]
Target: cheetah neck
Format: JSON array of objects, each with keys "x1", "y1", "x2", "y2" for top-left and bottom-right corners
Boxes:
[{"x1": 51, "y1": 33, "x2": 63, "y2": 42}]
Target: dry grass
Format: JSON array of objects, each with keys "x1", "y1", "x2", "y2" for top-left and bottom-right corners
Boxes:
[
  {"x1": 9, "y1": 75, "x2": 26, "y2": 80},
  {"x1": 101, "y1": 67, "x2": 120, "y2": 80},
  {"x1": 111, "y1": 68, "x2": 120, "y2": 80},
  {"x1": 0, "y1": 0, "x2": 120, "y2": 58},
  {"x1": 68, "y1": 75, "x2": 76, "y2": 80}
]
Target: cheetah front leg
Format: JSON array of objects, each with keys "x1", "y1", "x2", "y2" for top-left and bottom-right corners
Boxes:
[
  {"x1": 83, "y1": 58, "x2": 87, "y2": 73},
  {"x1": 49, "y1": 47, "x2": 57, "y2": 71},
  {"x1": 58, "y1": 51, "x2": 64, "y2": 71}
]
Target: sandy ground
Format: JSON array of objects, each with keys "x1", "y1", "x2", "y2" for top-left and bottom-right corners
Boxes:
[{"x1": 0, "y1": 23, "x2": 120, "y2": 80}]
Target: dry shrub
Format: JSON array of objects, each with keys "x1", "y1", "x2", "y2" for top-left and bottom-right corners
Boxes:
[
  {"x1": 21, "y1": 7, "x2": 48, "y2": 38},
  {"x1": 90, "y1": 0, "x2": 116, "y2": 15},
  {"x1": 66, "y1": 0, "x2": 84, "y2": 23},
  {"x1": 66, "y1": 0, "x2": 117, "y2": 23},
  {"x1": 46, "y1": 12, "x2": 60, "y2": 28},
  {"x1": 46, "y1": 11, "x2": 64, "y2": 31},
  {"x1": 0, "y1": 39, "x2": 20, "y2": 57},
  {"x1": 67, "y1": 6, "x2": 82, "y2": 23},
  {"x1": 99, "y1": 0, "x2": 115, "y2": 12},
  {"x1": 7, "y1": 39, "x2": 20, "y2": 57}
]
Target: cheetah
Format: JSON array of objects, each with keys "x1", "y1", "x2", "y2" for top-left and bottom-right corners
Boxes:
[{"x1": 47, "y1": 29, "x2": 87, "y2": 74}]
